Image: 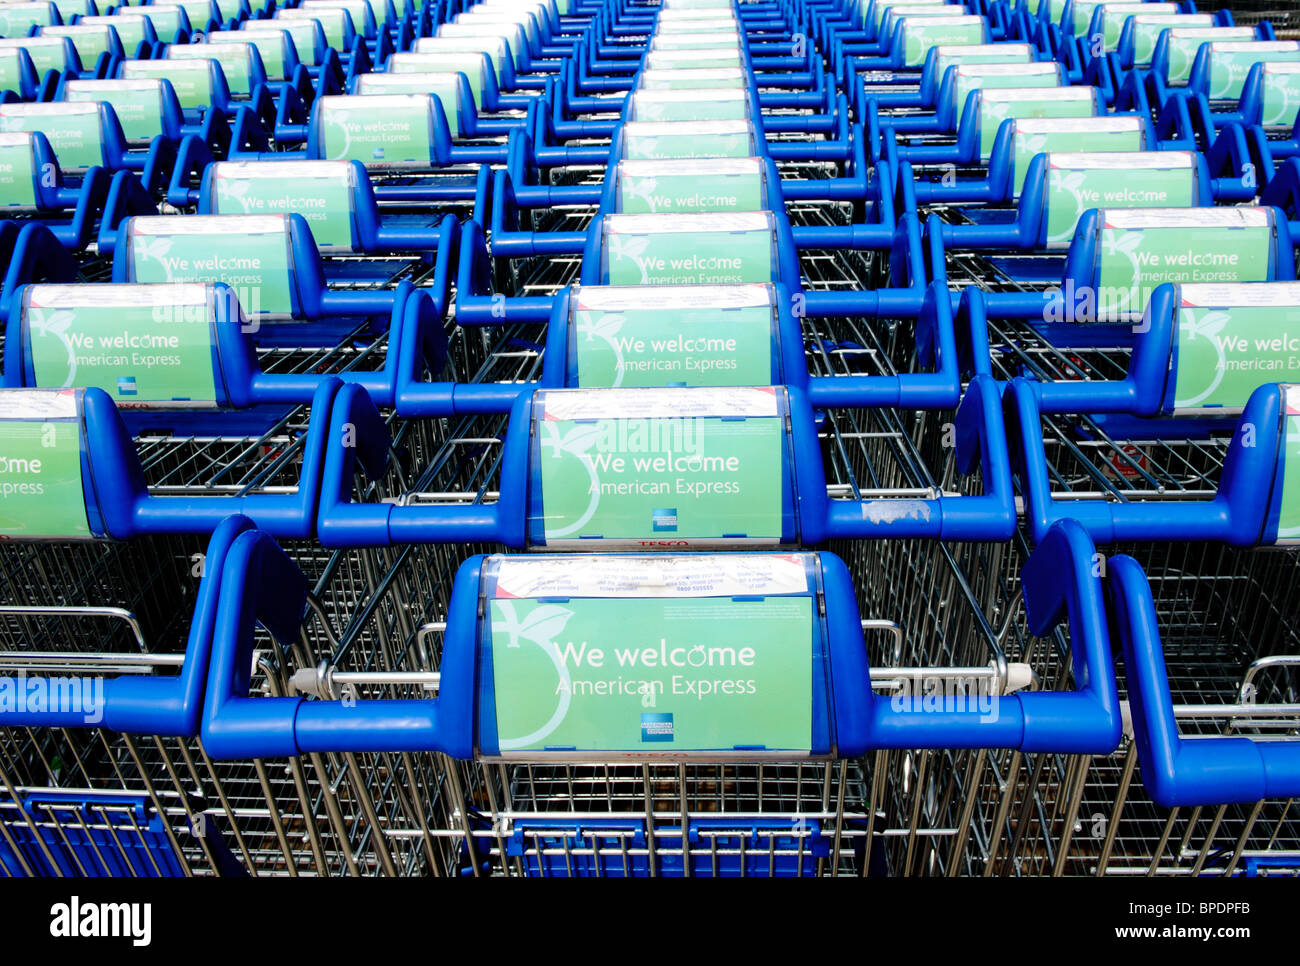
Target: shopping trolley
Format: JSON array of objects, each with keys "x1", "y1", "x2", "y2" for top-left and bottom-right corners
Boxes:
[
  {"x1": 915, "y1": 534, "x2": 1300, "y2": 876},
  {"x1": 0, "y1": 131, "x2": 155, "y2": 255},
  {"x1": 0, "y1": 512, "x2": 452, "y2": 876},
  {"x1": 194, "y1": 517, "x2": 1117, "y2": 877},
  {"x1": 316, "y1": 376, "x2": 1014, "y2": 546},
  {"x1": 392, "y1": 278, "x2": 970, "y2": 416},
  {"x1": 935, "y1": 205, "x2": 1296, "y2": 336},
  {"x1": 0, "y1": 515, "x2": 240, "y2": 876}
]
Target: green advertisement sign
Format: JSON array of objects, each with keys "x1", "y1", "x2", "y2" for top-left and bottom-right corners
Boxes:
[
  {"x1": 25, "y1": 285, "x2": 218, "y2": 407},
  {"x1": 1130, "y1": 15, "x2": 1213, "y2": 67},
  {"x1": 85, "y1": 15, "x2": 147, "y2": 51},
  {"x1": 220, "y1": 31, "x2": 286, "y2": 79},
  {"x1": 629, "y1": 88, "x2": 748, "y2": 122},
  {"x1": 389, "y1": 51, "x2": 486, "y2": 108},
  {"x1": 0, "y1": 390, "x2": 92, "y2": 540},
  {"x1": 651, "y1": 32, "x2": 741, "y2": 52},
  {"x1": 0, "y1": 5, "x2": 55, "y2": 38},
  {"x1": 605, "y1": 213, "x2": 773, "y2": 285},
  {"x1": 978, "y1": 87, "x2": 1096, "y2": 160},
  {"x1": 871, "y1": 0, "x2": 948, "y2": 29},
  {"x1": 535, "y1": 387, "x2": 784, "y2": 546},
  {"x1": 621, "y1": 120, "x2": 753, "y2": 160},
  {"x1": 0, "y1": 133, "x2": 37, "y2": 209},
  {"x1": 953, "y1": 62, "x2": 1060, "y2": 125},
  {"x1": 1277, "y1": 385, "x2": 1300, "y2": 543},
  {"x1": 1043, "y1": 150, "x2": 1193, "y2": 249},
  {"x1": 636, "y1": 67, "x2": 747, "y2": 90},
  {"x1": 129, "y1": 215, "x2": 294, "y2": 318},
  {"x1": 352, "y1": 73, "x2": 460, "y2": 136},
  {"x1": 0, "y1": 52, "x2": 23, "y2": 97},
  {"x1": 140, "y1": 7, "x2": 185, "y2": 41},
  {"x1": 278, "y1": 9, "x2": 350, "y2": 50},
  {"x1": 249, "y1": 21, "x2": 322, "y2": 67},
  {"x1": 1097, "y1": 3, "x2": 1178, "y2": 51},
  {"x1": 1165, "y1": 27, "x2": 1253, "y2": 85},
  {"x1": 1096, "y1": 209, "x2": 1273, "y2": 320},
  {"x1": 572, "y1": 285, "x2": 774, "y2": 388},
  {"x1": 64, "y1": 80, "x2": 163, "y2": 143},
  {"x1": 1262, "y1": 62, "x2": 1300, "y2": 128},
  {"x1": 0, "y1": 104, "x2": 101, "y2": 171},
  {"x1": 0, "y1": 38, "x2": 68, "y2": 75},
  {"x1": 1015, "y1": 117, "x2": 1146, "y2": 198},
  {"x1": 901, "y1": 16, "x2": 986, "y2": 67},
  {"x1": 167, "y1": 44, "x2": 251, "y2": 97},
  {"x1": 319, "y1": 94, "x2": 433, "y2": 168},
  {"x1": 1172, "y1": 284, "x2": 1300, "y2": 412},
  {"x1": 121, "y1": 59, "x2": 212, "y2": 110},
  {"x1": 657, "y1": 16, "x2": 739, "y2": 34},
  {"x1": 644, "y1": 47, "x2": 743, "y2": 69},
  {"x1": 173, "y1": 0, "x2": 215, "y2": 28},
  {"x1": 932, "y1": 43, "x2": 1034, "y2": 81},
  {"x1": 1207, "y1": 42, "x2": 1300, "y2": 101},
  {"x1": 488, "y1": 595, "x2": 813, "y2": 754},
  {"x1": 413, "y1": 35, "x2": 509, "y2": 77},
  {"x1": 41, "y1": 26, "x2": 113, "y2": 65},
  {"x1": 213, "y1": 161, "x2": 355, "y2": 251},
  {"x1": 617, "y1": 158, "x2": 764, "y2": 214}
]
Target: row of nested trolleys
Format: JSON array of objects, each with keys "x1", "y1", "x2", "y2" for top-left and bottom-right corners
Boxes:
[{"x1": 0, "y1": 0, "x2": 1297, "y2": 876}]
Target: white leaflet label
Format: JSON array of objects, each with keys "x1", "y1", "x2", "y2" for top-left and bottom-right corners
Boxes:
[
  {"x1": 605, "y1": 211, "x2": 771, "y2": 234},
  {"x1": 1177, "y1": 282, "x2": 1300, "y2": 308},
  {"x1": 541, "y1": 386, "x2": 780, "y2": 421},
  {"x1": 0, "y1": 389, "x2": 78, "y2": 421},
  {"x1": 638, "y1": 67, "x2": 746, "y2": 86},
  {"x1": 1266, "y1": 62, "x2": 1300, "y2": 75},
  {"x1": 632, "y1": 88, "x2": 747, "y2": 105},
  {"x1": 490, "y1": 553, "x2": 812, "y2": 599},
  {"x1": 956, "y1": 62, "x2": 1058, "y2": 78},
  {"x1": 935, "y1": 42, "x2": 1031, "y2": 59},
  {"x1": 353, "y1": 71, "x2": 460, "y2": 91},
  {"x1": 619, "y1": 157, "x2": 761, "y2": 178},
  {"x1": 214, "y1": 160, "x2": 351, "y2": 182},
  {"x1": 1210, "y1": 41, "x2": 1300, "y2": 55},
  {"x1": 65, "y1": 79, "x2": 160, "y2": 94},
  {"x1": 1102, "y1": 207, "x2": 1269, "y2": 229},
  {"x1": 622, "y1": 119, "x2": 751, "y2": 137},
  {"x1": 657, "y1": 17, "x2": 738, "y2": 31},
  {"x1": 1167, "y1": 27, "x2": 1253, "y2": 41},
  {"x1": 573, "y1": 283, "x2": 772, "y2": 312},
  {"x1": 27, "y1": 283, "x2": 209, "y2": 309},
  {"x1": 0, "y1": 102, "x2": 97, "y2": 118},
  {"x1": 1048, "y1": 150, "x2": 1192, "y2": 170},
  {"x1": 132, "y1": 214, "x2": 288, "y2": 236},
  {"x1": 983, "y1": 86, "x2": 1096, "y2": 103},
  {"x1": 1016, "y1": 116, "x2": 1139, "y2": 133}
]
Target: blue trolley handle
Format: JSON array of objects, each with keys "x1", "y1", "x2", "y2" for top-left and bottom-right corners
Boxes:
[
  {"x1": 1005, "y1": 377, "x2": 1285, "y2": 545},
  {"x1": 201, "y1": 535, "x2": 479, "y2": 760},
  {"x1": 0, "y1": 514, "x2": 257, "y2": 735},
  {"x1": 1108, "y1": 553, "x2": 1300, "y2": 807},
  {"x1": 1007, "y1": 283, "x2": 1178, "y2": 416},
  {"x1": 83, "y1": 380, "x2": 340, "y2": 539},
  {"x1": 204, "y1": 526, "x2": 1118, "y2": 760},
  {"x1": 821, "y1": 373, "x2": 1016, "y2": 541},
  {"x1": 845, "y1": 518, "x2": 1123, "y2": 756}
]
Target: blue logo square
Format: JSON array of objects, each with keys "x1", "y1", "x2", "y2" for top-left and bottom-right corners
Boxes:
[
  {"x1": 652, "y1": 508, "x2": 678, "y2": 532},
  {"x1": 641, "y1": 713, "x2": 674, "y2": 743},
  {"x1": 116, "y1": 376, "x2": 137, "y2": 396}
]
